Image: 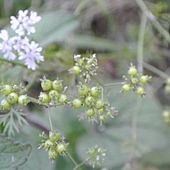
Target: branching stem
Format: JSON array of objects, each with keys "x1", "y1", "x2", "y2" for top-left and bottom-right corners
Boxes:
[
  {"x1": 137, "y1": 12, "x2": 147, "y2": 73},
  {"x1": 48, "y1": 108, "x2": 53, "y2": 131},
  {"x1": 103, "y1": 82, "x2": 123, "y2": 87},
  {"x1": 0, "y1": 57, "x2": 26, "y2": 67},
  {"x1": 143, "y1": 62, "x2": 169, "y2": 79},
  {"x1": 135, "y1": 0, "x2": 170, "y2": 43}
]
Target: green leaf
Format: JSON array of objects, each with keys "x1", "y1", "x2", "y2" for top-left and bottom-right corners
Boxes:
[
  {"x1": 13, "y1": 125, "x2": 55, "y2": 170},
  {"x1": 140, "y1": 145, "x2": 170, "y2": 166},
  {"x1": 0, "y1": 108, "x2": 29, "y2": 136},
  {"x1": 0, "y1": 135, "x2": 31, "y2": 170},
  {"x1": 65, "y1": 34, "x2": 120, "y2": 52},
  {"x1": 0, "y1": 65, "x2": 23, "y2": 82},
  {"x1": 31, "y1": 10, "x2": 79, "y2": 47}
]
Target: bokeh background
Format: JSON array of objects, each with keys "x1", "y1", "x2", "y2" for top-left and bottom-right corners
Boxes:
[{"x1": 0, "y1": 0, "x2": 170, "y2": 170}]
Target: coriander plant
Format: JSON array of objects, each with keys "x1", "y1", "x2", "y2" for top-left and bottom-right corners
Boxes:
[{"x1": 0, "y1": 0, "x2": 170, "y2": 170}]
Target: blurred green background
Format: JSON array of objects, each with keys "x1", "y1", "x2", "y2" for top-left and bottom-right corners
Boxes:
[{"x1": 0, "y1": 0, "x2": 170, "y2": 170}]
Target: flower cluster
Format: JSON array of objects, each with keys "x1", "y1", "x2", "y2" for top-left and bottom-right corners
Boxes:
[
  {"x1": 0, "y1": 10, "x2": 43, "y2": 70},
  {"x1": 39, "y1": 131, "x2": 68, "y2": 160},
  {"x1": 87, "y1": 145, "x2": 106, "y2": 168},
  {"x1": 121, "y1": 64, "x2": 151, "y2": 97},
  {"x1": 69, "y1": 54, "x2": 98, "y2": 82}
]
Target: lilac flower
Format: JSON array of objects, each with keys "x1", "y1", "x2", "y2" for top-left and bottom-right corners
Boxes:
[
  {"x1": 18, "y1": 41, "x2": 44, "y2": 70},
  {"x1": 0, "y1": 30, "x2": 16, "y2": 60},
  {"x1": 12, "y1": 36, "x2": 29, "y2": 52},
  {"x1": 10, "y1": 10, "x2": 41, "y2": 36},
  {"x1": 0, "y1": 10, "x2": 43, "y2": 70}
]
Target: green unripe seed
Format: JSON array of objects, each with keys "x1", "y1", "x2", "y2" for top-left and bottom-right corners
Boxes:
[
  {"x1": 131, "y1": 78, "x2": 138, "y2": 84},
  {"x1": 7, "y1": 92, "x2": 18, "y2": 104},
  {"x1": 162, "y1": 110, "x2": 170, "y2": 122},
  {"x1": 49, "y1": 90, "x2": 59, "y2": 100},
  {"x1": 48, "y1": 149, "x2": 58, "y2": 160},
  {"x1": 99, "y1": 115, "x2": 105, "y2": 121},
  {"x1": 122, "y1": 84, "x2": 131, "y2": 92},
  {"x1": 95, "y1": 99, "x2": 105, "y2": 109},
  {"x1": 72, "y1": 98, "x2": 82, "y2": 109},
  {"x1": 139, "y1": 75, "x2": 148, "y2": 84},
  {"x1": 85, "y1": 108, "x2": 95, "y2": 117},
  {"x1": 72, "y1": 66, "x2": 81, "y2": 74},
  {"x1": 0, "y1": 99, "x2": 11, "y2": 110},
  {"x1": 52, "y1": 80, "x2": 63, "y2": 91},
  {"x1": 128, "y1": 66, "x2": 137, "y2": 76},
  {"x1": 78, "y1": 85, "x2": 89, "y2": 96},
  {"x1": 166, "y1": 78, "x2": 170, "y2": 86},
  {"x1": 85, "y1": 96, "x2": 95, "y2": 107},
  {"x1": 90, "y1": 86, "x2": 101, "y2": 97},
  {"x1": 164, "y1": 85, "x2": 170, "y2": 94},
  {"x1": 136, "y1": 86, "x2": 144, "y2": 95},
  {"x1": 57, "y1": 143, "x2": 67, "y2": 154},
  {"x1": 39, "y1": 92, "x2": 49, "y2": 103},
  {"x1": 1, "y1": 84, "x2": 12, "y2": 96},
  {"x1": 85, "y1": 64, "x2": 91, "y2": 70},
  {"x1": 41, "y1": 79, "x2": 52, "y2": 91},
  {"x1": 58, "y1": 94, "x2": 68, "y2": 104},
  {"x1": 85, "y1": 74, "x2": 90, "y2": 80},
  {"x1": 18, "y1": 95, "x2": 29, "y2": 106},
  {"x1": 45, "y1": 139, "x2": 55, "y2": 149},
  {"x1": 49, "y1": 131, "x2": 61, "y2": 142}
]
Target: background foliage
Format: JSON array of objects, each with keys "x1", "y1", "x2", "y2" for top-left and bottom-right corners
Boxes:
[{"x1": 0, "y1": 0, "x2": 170, "y2": 170}]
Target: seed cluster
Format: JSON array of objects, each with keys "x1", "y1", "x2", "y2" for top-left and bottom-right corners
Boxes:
[
  {"x1": 74, "y1": 83, "x2": 117, "y2": 124},
  {"x1": 39, "y1": 77, "x2": 68, "y2": 105},
  {"x1": 39, "y1": 131, "x2": 68, "y2": 160},
  {"x1": 122, "y1": 64, "x2": 151, "y2": 97},
  {"x1": 0, "y1": 84, "x2": 30, "y2": 110},
  {"x1": 0, "y1": 54, "x2": 152, "y2": 168},
  {"x1": 87, "y1": 145, "x2": 106, "y2": 168}
]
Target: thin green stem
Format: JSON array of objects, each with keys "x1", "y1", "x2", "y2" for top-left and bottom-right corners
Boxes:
[
  {"x1": 25, "y1": 74, "x2": 39, "y2": 91},
  {"x1": 143, "y1": 62, "x2": 169, "y2": 79},
  {"x1": 67, "y1": 151, "x2": 89, "y2": 170},
  {"x1": 67, "y1": 151, "x2": 78, "y2": 167},
  {"x1": 103, "y1": 82, "x2": 123, "y2": 87},
  {"x1": 132, "y1": 96, "x2": 142, "y2": 144},
  {"x1": 135, "y1": 0, "x2": 170, "y2": 43},
  {"x1": 73, "y1": 159, "x2": 89, "y2": 170},
  {"x1": 0, "y1": 57, "x2": 26, "y2": 67},
  {"x1": 91, "y1": 75, "x2": 103, "y2": 86},
  {"x1": 74, "y1": 0, "x2": 90, "y2": 15},
  {"x1": 28, "y1": 96, "x2": 62, "y2": 107},
  {"x1": 101, "y1": 86, "x2": 103, "y2": 100},
  {"x1": 48, "y1": 108, "x2": 53, "y2": 131},
  {"x1": 29, "y1": 97, "x2": 49, "y2": 107},
  {"x1": 137, "y1": 12, "x2": 147, "y2": 73}
]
